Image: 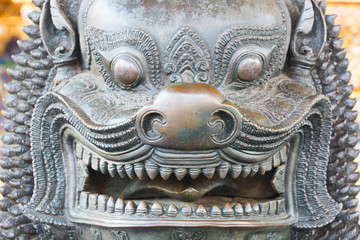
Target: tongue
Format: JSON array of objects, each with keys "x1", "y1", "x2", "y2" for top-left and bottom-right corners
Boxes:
[
  {"x1": 120, "y1": 175, "x2": 232, "y2": 202},
  {"x1": 86, "y1": 167, "x2": 279, "y2": 202},
  {"x1": 118, "y1": 172, "x2": 278, "y2": 202}
]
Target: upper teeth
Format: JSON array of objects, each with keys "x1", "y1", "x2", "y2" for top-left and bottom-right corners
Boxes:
[{"x1": 75, "y1": 142, "x2": 289, "y2": 181}]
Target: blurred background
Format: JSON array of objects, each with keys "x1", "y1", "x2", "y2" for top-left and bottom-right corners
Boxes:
[{"x1": 0, "y1": 0, "x2": 359, "y2": 214}]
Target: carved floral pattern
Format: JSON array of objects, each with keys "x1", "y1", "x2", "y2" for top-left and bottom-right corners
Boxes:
[{"x1": 163, "y1": 27, "x2": 211, "y2": 84}]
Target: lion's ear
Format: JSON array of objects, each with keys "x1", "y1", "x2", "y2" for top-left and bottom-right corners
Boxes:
[
  {"x1": 290, "y1": 0, "x2": 326, "y2": 67},
  {"x1": 40, "y1": 0, "x2": 77, "y2": 62}
]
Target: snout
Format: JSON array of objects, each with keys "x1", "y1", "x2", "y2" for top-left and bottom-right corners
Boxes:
[{"x1": 136, "y1": 83, "x2": 241, "y2": 150}]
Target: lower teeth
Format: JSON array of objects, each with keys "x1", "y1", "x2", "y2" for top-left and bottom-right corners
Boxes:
[{"x1": 77, "y1": 192, "x2": 286, "y2": 218}]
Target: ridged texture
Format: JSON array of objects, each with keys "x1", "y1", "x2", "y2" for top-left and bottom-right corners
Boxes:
[
  {"x1": 0, "y1": 0, "x2": 54, "y2": 238},
  {"x1": 315, "y1": 13, "x2": 360, "y2": 240},
  {"x1": 293, "y1": 8, "x2": 360, "y2": 240}
]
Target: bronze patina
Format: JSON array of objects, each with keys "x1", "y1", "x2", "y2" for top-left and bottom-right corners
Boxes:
[{"x1": 0, "y1": 0, "x2": 359, "y2": 239}]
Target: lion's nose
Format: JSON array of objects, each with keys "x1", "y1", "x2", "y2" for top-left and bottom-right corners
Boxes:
[{"x1": 136, "y1": 83, "x2": 241, "y2": 150}]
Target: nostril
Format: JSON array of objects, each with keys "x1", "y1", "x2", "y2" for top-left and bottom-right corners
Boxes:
[
  {"x1": 139, "y1": 111, "x2": 166, "y2": 141},
  {"x1": 209, "y1": 108, "x2": 239, "y2": 144},
  {"x1": 136, "y1": 83, "x2": 241, "y2": 149}
]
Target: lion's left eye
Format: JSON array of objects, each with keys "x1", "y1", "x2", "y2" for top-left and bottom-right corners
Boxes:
[
  {"x1": 110, "y1": 54, "x2": 143, "y2": 88},
  {"x1": 236, "y1": 54, "x2": 264, "y2": 82}
]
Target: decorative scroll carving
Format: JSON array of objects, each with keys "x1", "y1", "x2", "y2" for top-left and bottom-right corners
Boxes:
[
  {"x1": 171, "y1": 229, "x2": 206, "y2": 240},
  {"x1": 163, "y1": 27, "x2": 211, "y2": 84},
  {"x1": 40, "y1": 0, "x2": 77, "y2": 62},
  {"x1": 247, "y1": 232, "x2": 279, "y2": 240},
  {"x1": 88, "y1": 27, "x2": 162, "y2": 89},
  {"x1": 290, "y1": 0, "x2": 327, "y2": 66},
  {"x1": 90, "y1": 228, "x2": 102, "y2": 240},
  {"x1": 213, "y1": 26, "x2": 286, "y2": 88},
  {"x1": 111, "y1": 230, "x2": 129, "y2": 240}
]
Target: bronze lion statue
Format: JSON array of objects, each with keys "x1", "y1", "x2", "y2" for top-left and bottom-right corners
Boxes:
[{"x1": 1, "y1": 0, "x2": 359, "y2": 239}]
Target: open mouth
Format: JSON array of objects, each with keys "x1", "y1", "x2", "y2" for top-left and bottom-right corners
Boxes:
[{"x1": 64, "y1": 130, "x2": 299, "y2": 227}]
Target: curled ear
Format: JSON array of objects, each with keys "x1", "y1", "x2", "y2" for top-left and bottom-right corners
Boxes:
[
  {"x1": 40, "y1": 0, "x2": 77, "y2": 62},
  {"x1": 291, "y1": 0, "x2": 326, "y2": 66}
]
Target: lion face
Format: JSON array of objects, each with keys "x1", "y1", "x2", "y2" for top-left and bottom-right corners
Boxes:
[{"x1": 23, "y1": 0, "x2": 341, "y2": 238}]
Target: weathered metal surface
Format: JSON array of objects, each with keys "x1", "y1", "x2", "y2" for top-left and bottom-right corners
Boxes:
[{"x1": 0, "y1": 0, "x2": 359, "y2": 239}]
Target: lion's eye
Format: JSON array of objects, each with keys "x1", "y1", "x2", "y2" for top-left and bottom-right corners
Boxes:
[
  {"x1": 110, "y1": 54, "x2": 143, "y2": 88},
  {"x1": 236, "y1": 54, "x2": 264, "y2": 82}
]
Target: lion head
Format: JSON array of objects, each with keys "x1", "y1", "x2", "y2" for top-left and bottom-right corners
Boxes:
[{"x1": 1, "y1": 0, "x2": 359, "y2": 239}]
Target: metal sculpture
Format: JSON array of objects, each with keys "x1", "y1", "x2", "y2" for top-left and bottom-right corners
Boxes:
[{"x1": 0, "y1": 0, "x2": 359, "y2": 239}]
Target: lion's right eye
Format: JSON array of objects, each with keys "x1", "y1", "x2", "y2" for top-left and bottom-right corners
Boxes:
[{"x1": 110, "y1": 54, "x2": 143, "y2": 89}]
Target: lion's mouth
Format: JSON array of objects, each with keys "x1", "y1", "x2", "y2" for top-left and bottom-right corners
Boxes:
[{"x1": 65, "y1": 132, "x2": 299, "y2": 227}]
